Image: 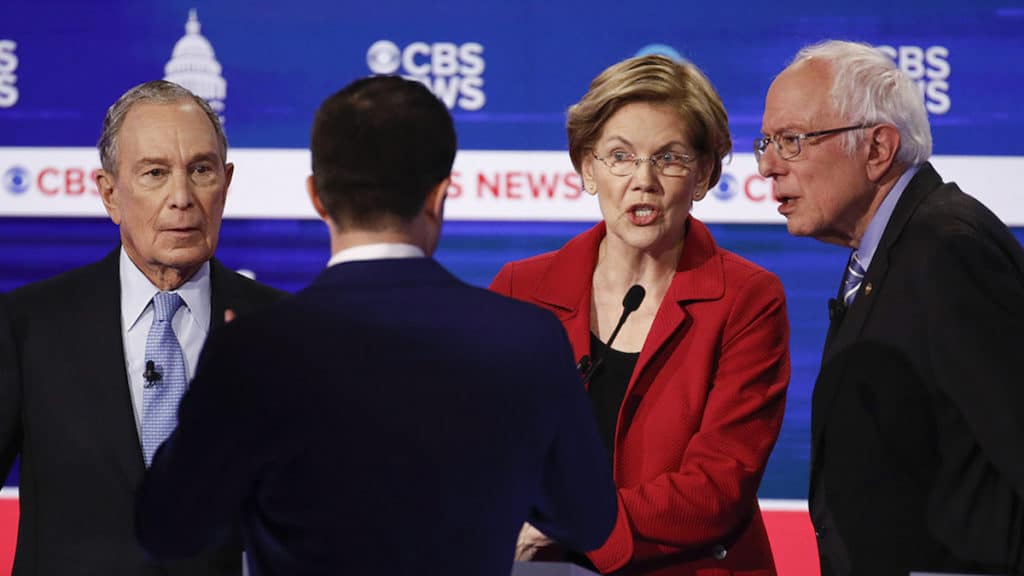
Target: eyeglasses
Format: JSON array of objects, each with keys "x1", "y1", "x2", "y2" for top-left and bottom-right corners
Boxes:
[
  {"x1": 753, "y1": 124, "x2": 875, "y2": 161},
  {"x1": 592, "y1": 150, "x2": 695, "y2": 177}
]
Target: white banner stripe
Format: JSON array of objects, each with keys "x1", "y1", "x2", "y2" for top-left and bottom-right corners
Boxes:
[
  {"x1": 2, "y1": 148, "x2": 1021, "y2": 225},
  {"x1": 757, "y1": 498, "x2": 809, "y2": 512}
]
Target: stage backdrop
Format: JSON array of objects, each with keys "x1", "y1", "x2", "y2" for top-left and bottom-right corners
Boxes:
[{"x1": 2, "y1": 0, "x2": 1023, "y2": 513}]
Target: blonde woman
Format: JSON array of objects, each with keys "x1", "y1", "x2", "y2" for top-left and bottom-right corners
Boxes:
[{"x1": 491, "y1": 55, "x2": 790, "y2": 576}]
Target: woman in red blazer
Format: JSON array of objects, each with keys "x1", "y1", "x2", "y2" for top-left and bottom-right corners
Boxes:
[{"x1": 490, "y1": 55, "x2": 790, "y2": 576}]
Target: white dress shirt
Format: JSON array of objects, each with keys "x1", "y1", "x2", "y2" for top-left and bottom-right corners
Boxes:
[
  {"x1": 326, "y1": 242, "x2": 425, "y2": 267},
  {"x1": 119, "y1": 248, "x2": 211, "y2": 437}
]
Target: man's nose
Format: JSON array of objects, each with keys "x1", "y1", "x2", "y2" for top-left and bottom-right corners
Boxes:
[
  {"x1": 757, "y1": 144, "x2": 784, "y2": 179},
  {"x1": 168, "y1": 172, "x2": 195, "y2": 208}
]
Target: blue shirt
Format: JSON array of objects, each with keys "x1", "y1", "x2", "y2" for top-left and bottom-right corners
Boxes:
[{"x1": 855, "y1": 164, "x2": 921, "y2": 269}]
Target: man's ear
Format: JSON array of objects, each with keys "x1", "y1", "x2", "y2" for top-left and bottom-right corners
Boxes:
[
  {"x1": 96, "y1": 170, "x2": 122, "y2": 225},
  {"x1": 224, "y1": 162, "x2": 235, "y2": 191},
  {"x1": 306, "y1": 175, "x2": 330, "y2": 221},
  {"x1": 424, "y1": 178, "x2": 449, "y2": 223},
  {"x1": 866, "y1": 124, "x2": 901, "y2": 182}
]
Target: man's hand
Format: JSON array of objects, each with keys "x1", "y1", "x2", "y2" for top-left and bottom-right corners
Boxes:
[{"x1": 515, "y1": 522, "x2": 557, "y2": 561}]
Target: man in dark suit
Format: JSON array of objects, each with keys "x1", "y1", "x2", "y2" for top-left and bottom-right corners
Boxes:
[
  {"x1": 757, "y1": 40, "x2": 1024, "y2": 575},
  {"x1": 135, "y1": 76, "x2": 618, "y2": 575},
  {"x1": 0, "y1": 80, "x2": 282, "y2": 575}
]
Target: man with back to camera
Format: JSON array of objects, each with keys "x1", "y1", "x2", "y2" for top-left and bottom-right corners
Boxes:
[
  {"x1": 0, "y1": 80, "x2": 283, "y2": 575},
  {"x1": 135, "y1": 75, "x2": 618, "y2": 576},
  {"x1": 758, "y1": 40, "x2": 1024, "y2": 575}
]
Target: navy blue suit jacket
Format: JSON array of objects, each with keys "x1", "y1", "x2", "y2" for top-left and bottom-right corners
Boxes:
[{"x1": 137, "y1": 257, "x2": 618, "y2": 576}]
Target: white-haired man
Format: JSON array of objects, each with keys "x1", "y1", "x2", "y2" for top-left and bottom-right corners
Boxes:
[{"x1": 759, "y1": 40, "x2": 1024, "y2": 575}]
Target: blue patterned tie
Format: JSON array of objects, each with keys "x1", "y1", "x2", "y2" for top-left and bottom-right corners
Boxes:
[
  {"x1": 842, "y1": 251, "x2": 866, "y2": 307},
  {"x1": 141, "y1": 292, "x2": 187, "y2": 467}
]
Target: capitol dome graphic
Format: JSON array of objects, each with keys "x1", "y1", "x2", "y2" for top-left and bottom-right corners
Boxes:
[{"x1": 164, "y1": 9, "x2": 227, "y2": 124}]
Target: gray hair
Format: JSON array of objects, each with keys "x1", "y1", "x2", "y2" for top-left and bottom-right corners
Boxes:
[
  {"x1": 97, "y1": 80, "x2": 227, "y2": 174},
  {"x1": 792, "y1": 40, "x2": 932, "y2": 165}
]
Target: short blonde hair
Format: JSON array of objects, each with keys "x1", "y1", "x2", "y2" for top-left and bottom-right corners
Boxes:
[{"x1": 567, "y1": 54, "x2": 731, "y2": 189}]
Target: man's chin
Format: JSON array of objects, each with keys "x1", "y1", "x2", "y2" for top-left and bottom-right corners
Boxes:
[
  {"x1": 784, "y1": 220, "x2": 807, "y2": 237},
  {"x1": 158, "y1": 246, "x2": 215, "y2": 270}
]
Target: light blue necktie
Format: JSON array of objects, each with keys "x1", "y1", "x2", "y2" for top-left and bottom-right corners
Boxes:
[
  {"x1": 842, "y1": 251, "x2": 866, "y2": 307},
  {"x1": 141, "y1": 292, "x2": 188, "y2": 467}
]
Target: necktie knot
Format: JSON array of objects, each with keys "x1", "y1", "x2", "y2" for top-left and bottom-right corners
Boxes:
[
  {"x1": 842, "y1": 252, "x2": 866, "y2": 307},
  {"x1": 152, "y1": 292, "x2": 184, "y2": 323}
]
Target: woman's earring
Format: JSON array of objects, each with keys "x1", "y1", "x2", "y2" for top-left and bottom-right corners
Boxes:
[{"x1": 585, "y1": 182, "x2": 597, "y2": 195}]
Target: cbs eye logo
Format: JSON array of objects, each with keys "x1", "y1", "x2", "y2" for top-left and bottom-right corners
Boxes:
[
  {"x1": 3, "y1": 166, "x2": 30, "y2": 195},
  {"x1": 366, "y1": 40, "x2": 486, "y2": 111},
  {"x1": 710, "y1": 173, "x2": 738, "y2": 202}
]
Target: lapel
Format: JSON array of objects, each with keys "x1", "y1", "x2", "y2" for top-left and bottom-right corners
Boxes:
[
  {"x1": 821, "y1": 257, "x2": 850, "y2": 357},
  {"x1": 209, "y1": 258, "x2": 239, "y2": 330},
  {"x1": 630, "y1": 218, "x2": 724, "y2": 403},
  {"x1": 89, "y1": 255, "x2": 266, "y2": 487},
  {"x1": 811, "y1": 163, "x2": 943, "y2": 456},
  {"x1": 531, "y1": 224, "x2": 603, "y2": 370},
  {"x1": 527, "y1": 218, "x2": 725, "y2": 403},
  {"x1": 82, "y1": 248, "x2": 147, "y2": 487}
]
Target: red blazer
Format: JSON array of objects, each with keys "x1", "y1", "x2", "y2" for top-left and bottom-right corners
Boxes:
[{"x1": 490, "y1": 218, "x2": 790, "y2": 576}]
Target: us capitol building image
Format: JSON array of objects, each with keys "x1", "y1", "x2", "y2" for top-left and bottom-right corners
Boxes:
[{"x1": 164, "y1": 9, "x2": 227, "y2": 124}]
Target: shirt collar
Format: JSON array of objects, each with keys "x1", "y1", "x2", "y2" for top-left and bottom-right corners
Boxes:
[
  {"x1": 856, "y1": 163, "x2": 921, "y2": 268},
  {"x1": 120, "y1": 248, "x2": 211, "y2": 333},
  {"x1": 327, "y1": 243, "x2": 425, "y2": 268}
]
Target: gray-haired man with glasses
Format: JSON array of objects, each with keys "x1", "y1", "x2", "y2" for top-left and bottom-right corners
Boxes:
[
  {"x1": 759, "y1": 40, "x2": 1024, "y2": 576},
  {"x1": 754, "y1": 124, "x2": 874, "y2": 162}
]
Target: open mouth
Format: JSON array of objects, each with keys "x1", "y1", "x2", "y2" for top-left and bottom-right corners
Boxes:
[
  {"x1": 776, "y1": 196, "x2": 796, "y2": 215},
  {"x1": 628, "y1": 205, "x2": 660, "y2": 225}
]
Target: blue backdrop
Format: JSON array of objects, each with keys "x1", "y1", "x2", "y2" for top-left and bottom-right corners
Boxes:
[
  {"x1": 3, "y1": 0, "x2": 1024, "y2": 500},
  {"x1": 3, "y1": 1, "x2": 1023, "y2": 155},
  {"x1": 8, "y1": 217, "x2": 1022, "y2": 498}
]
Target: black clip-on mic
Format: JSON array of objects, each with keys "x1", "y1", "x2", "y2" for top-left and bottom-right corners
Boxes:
[
  {"x1": 827, "y1": 298, "x2": 846, "y2": 323},
  {"x1": 143, "y1": 360, "x2": 162, "y2": 388},
  {"x1": 580, "y1": 284, "x2": 646, "y2": 386}
]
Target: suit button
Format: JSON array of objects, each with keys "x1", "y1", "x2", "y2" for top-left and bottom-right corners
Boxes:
[{"x1": 711, "y1": 545, "x2": 727, "y2": 560}]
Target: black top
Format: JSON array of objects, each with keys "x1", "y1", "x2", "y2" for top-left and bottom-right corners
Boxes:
[{"x1": 586, "y1": 332, "x2": 640, "y2": 463}]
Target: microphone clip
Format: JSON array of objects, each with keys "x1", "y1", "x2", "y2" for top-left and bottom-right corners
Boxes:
[
  {"x1": 827, "y1": 298, "x2": 846, "y2": 323},
  {"x1": 576, "y1": 355, "x2": 591, "y2": 378},
  {"x1": 143, "y1": 360, "x2": 162, "y2": 388}
]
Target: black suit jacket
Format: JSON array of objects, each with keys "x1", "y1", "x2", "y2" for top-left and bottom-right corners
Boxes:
[
  {"x1": 0, "y1": 248, "x2": 283, "y2": 576},
  {"x1": 135, "y1": 257, "x2": 618, "y2": 576},
  {"x1": 811, "y1": 163, "x2": 1024, "y2": 575}
]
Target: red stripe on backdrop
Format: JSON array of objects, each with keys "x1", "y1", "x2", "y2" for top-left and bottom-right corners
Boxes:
[
  {"x1": 761, "y1": 504, "x2": 821, "y2": 575},
  {"x1": 0, "y1": 495, "x2": 819, "y2": 575},
  {"x1": 0, "y1": 493, "x2": 17, "y2": 576}
]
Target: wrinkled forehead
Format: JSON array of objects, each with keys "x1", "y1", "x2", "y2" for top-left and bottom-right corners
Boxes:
[
  {"x1": 118, "y1": 101, "x2": 223, "y2": 159},
  {"x1": 763, "y1": 60, "x2": 837, "y2": 132}
]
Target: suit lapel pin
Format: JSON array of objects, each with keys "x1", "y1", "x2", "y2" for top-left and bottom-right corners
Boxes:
[{"x1": 863, "y1": 282, "x2": 873, "y2": 296}]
